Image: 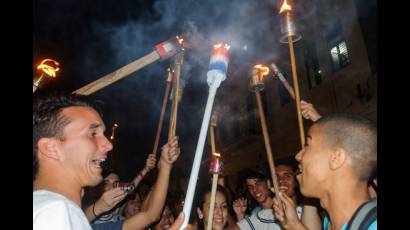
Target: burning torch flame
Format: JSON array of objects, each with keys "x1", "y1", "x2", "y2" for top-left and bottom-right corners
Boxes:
[
  {"x1": 213, "y1": 152, "x2": 221, "y2": 158},
  {"x1": 37, "y1": 59, "x2": 60, "y2": 78},
  {"x1": 254, "y1": 64, "x2": 270, "y2": 77},
  {"x1": 213, "y1": 43, "x2": 231, "y2": 51},
  {"x1": 279, "y1": 0, "x2": 292, "y2": 14},
  {"x1": 176, "y1": 35, "x2": 184, "y2": 45},
  {"x1": 110, "y1": 123, "x2": 119, "y2": 140}
]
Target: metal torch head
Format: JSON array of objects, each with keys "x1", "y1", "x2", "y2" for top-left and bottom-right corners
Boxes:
[
  {"x1": 155, "y1": 36, "x2": 185, "y2": 60},
  {"x1": 249, "y1": 64, "x2": 269, "y2": 92},
  {"x1": 209, "y1": 153, "x2": 223, "y2": 174},
  {"x1": 278, "y1": 0, "x2": 301, "y2": 43}
]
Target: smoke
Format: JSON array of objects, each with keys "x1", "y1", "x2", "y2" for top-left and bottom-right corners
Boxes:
[{"x1": 34, "y1": 0, "x2": 376, "y2": 177}]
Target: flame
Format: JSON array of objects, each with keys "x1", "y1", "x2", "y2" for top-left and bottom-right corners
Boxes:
[
  {"x1": 223, "y1": 43, "x2": 231, "y2": 50},
  {"x1": 279, "y1": 0, "x2": 292, "y2": 14},
  {"x1": 176, "y1": 35, "x2": 184, "y2": 45},
  {"x1": 254, "y1": 64, "x2": 270, "y2": 76},
  {"x1": 213, "y1": 43, "x2": 222, "y2": 49},
  {"x1": 213, "y1": 43, "x2": 231, "y2": 51},
  {"x1": 213, "y1": 152, "x2": 221, "y2": 157},
  {"x1": 37, "y1": 59, "x2": 60, "y2": 78},
  {"x1": 110, "y1": 123, "x2": 119, "y2": 140}
]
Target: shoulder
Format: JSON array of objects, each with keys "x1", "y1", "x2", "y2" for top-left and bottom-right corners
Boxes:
[
  {"x1": 34, "y1": 190, "x2": 74, "y2": 215},
  {"x1": 237, "y1": 209, "x2": 280, "y2": 230},
  {"x1": 33, "y1": 190, "x2": 91, "y2": 230},
  {"x1": 368, "y1": 220, "x2": 377, "y2": 230}
]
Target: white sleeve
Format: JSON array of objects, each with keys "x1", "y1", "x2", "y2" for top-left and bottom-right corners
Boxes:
[
  {"x1": 34, "y1": 201, "x2": 75, "y2": 230},
  {"x1": 237, "y1": 217, "x2": 253, "y2": 230}
]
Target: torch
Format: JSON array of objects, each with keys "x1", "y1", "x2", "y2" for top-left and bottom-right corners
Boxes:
[
  {"x1": 105, "y1": 123, "x2": 119, "y2": 171},
  {"x1": 180, "y1": 43, "x2": 230, "y2": 229},
  {"x1": 152, "y1": 68, "x2": 173, "y2": 156},
  {"x1": 249, "y1": 64, "x2": 283, "y2": 211},
  {"x1": 206, "y1": 115, "x2": 222, "y2": 230},
  {"x1": 34, "y1": 59, "x2": 60, "y2": 93},
  {"x1": 270, "y1": 63, "x2": 295, "y2": 99},
  {"x1": 168, "y1": 36, "x2": 184, "y2": 140},
  {"x1": 279, "y1": 0, "x2": 305, "y2": 147},
  {"x1": 73, "y1": 36, "x2": 181, "y2": 95},
  {"x1": 110, "y1": 123, "x2": 119, "y2": 142}
]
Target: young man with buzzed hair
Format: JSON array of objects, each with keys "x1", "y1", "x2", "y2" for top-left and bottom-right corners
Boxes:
[{"x1": 273, "y1": 114, "x2": 377, "y2": 230}]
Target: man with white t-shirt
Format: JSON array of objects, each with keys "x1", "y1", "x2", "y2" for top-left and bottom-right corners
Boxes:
[{"x1": 33, "y1": 93, "x2": 180, "y2": 230}]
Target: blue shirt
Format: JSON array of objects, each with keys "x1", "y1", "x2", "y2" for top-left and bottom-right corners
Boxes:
[
  {"x1": 91, "y1": 220, "x2": 124, "y2": 230},
  {"x1": 323, "y1": 216, "x2": 377, "y2": 230}
]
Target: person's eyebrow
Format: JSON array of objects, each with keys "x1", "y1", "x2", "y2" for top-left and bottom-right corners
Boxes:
[{"x1": 90, "y1": 123, "x2": 106, "y2": 131}]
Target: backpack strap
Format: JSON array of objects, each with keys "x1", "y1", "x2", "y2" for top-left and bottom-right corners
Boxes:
[{"x1": 346, "y1": 199, "x2": 377, "y2": 230}]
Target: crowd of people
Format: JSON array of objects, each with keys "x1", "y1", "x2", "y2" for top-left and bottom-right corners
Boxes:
[{"x1": 33, "y1": 93, "x2": 377, "y2": 230}]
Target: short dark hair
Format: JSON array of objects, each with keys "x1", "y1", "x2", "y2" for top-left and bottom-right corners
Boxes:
[
  {"x1": 33, "y1": 93, "x2": 98, "y2": 180},
  {"x1": 275, "y1": 157, "x2": 298, "y2": 173},
  {"x1": 315, "y1": 113, "x2": 377, "y2": 181},
  {"x1": 241, "y1": 168, "x2": 269, "y2": 184}
]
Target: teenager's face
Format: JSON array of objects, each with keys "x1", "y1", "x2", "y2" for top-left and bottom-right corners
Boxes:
[
  {"x1": 295, "y1": 124, "x2": 331, "y2": 197},
  {"x1": 203, "y1": 191, "x2": 228, "y2": 230},
  {"x1": 276, "y1": 165, "x2": 297, "y2": 198},
  {"x1": 246, "y1": 178, "x2": 270, "y2": 204}
]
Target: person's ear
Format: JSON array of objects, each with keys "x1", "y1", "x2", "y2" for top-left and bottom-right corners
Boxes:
[
  {"x1": 328, "y1": 148, "x2": 347, "y2": 171},
  {"x1": 37, "y1": 138, "x2": 61, "y2": 160}
]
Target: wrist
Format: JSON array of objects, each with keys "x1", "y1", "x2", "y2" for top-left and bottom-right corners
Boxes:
[{"x1": 158, "y1": 158, "x2": 173, "y2": 169}]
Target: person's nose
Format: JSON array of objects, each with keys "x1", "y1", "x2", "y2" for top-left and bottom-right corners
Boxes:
[
  {"x1": 101, "y1": 136, "x2": 113, "y2": 152},
  {"x1": 295, "y1": 148, "x2": 303, "y2": 162}
]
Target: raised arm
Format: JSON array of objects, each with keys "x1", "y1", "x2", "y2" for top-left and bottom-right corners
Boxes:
[
  {"x1": 123, "y1": 136, "x2": 180, "y2": 230},
  {"x1": 131, "y1": 153, "x2": 157, "y2": 188}
]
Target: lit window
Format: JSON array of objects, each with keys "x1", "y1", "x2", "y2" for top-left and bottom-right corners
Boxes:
[{"x1": 330, "y1": 40, "x2": 350, "y2": 71}]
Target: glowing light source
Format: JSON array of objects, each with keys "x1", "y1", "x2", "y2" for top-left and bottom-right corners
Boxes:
[
  {"x1": 279, "y1": 0, "x2": 292, "y2": 14},
  {"x1": 37, "y1": 59, "x2": 60, "y2": 78}
]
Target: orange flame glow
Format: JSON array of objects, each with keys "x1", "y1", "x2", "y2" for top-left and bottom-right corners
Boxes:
[
  {"x1": 37, "y1": 59, "x2": 60, "y2": 78},
  {"x1": 279, "y1": 0, "x2": 292, "y2": 14},
  {"x1": 213, "y1": 43, "x2": 231, "y2": 51},
  {"x1": 254, "y1": 64, "x2": 270, "y2": 76},
  {"x1": 110, "y1": 123, "x2": 119, "y2": 140},
  {"x1": 176, "y1": 35, "x2": 184, "y2": 45},
  {"x1": 213, "y1": 152, "x2": 221, "y2": 157}
]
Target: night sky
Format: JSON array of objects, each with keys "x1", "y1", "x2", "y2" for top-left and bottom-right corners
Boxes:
[{"x1": 33, "y1": 0, "x2": 377, "y2": 181}]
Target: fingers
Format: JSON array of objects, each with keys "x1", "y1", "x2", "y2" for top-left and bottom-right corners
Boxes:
[
  {"x1": 272, "y1": 197, "x2": 285, "y2": 222},
  {"x1": 169, "y1": 212, "x2": 185, "y2": 230},
  {"x1": 161, "y1": 136, "x2": 181, "y2": 164}
]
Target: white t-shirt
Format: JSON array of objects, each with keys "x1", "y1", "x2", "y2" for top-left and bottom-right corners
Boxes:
[
  {"x1": 33, "y1": 190, "x2": 92, "y2": 230},
  {"x1": 237, "y1": 206, "x2": 303, "y2": 230}
]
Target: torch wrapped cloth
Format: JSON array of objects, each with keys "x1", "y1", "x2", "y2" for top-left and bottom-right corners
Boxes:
[
  {"x1": 180, "y1": 43, "x2": 230, "y2": 229},
  {"x1": 271, "y1": 63, "x2": 295, "y2": 99},
  {"x1": 73, "y1": 37, "x2": 179, "y2": 95}
]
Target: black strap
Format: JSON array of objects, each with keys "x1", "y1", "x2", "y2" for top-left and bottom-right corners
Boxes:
[{"x1": 346, "y1": 199, "x2": 377, "y2": 230}]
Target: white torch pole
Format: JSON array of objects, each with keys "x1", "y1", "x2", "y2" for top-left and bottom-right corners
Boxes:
[{"x1": 180, "y1": 43, "x2": 230, "y2": 229}]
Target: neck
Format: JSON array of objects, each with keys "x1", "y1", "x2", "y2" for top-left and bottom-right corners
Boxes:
[
  {"x1": 260, "y1": 196, "x2": 274, "y2": 209},
  {"x1": 320, "y1": 178, "x2": 370, "y2": 230},
  {"x1": 33, "y1": 169, "x2": 83, "y2": 207}
]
